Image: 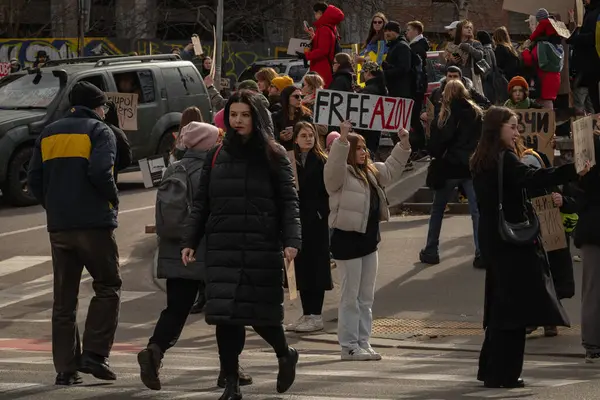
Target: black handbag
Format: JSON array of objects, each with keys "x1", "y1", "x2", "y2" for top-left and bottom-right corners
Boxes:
[{"x1": 497, "y1": 151, "x2": 540, "y2": 245}]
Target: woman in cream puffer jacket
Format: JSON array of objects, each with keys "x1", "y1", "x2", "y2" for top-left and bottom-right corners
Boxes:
[{"x1": 324, "y1": 121, "x2": 411, "y2": 361}]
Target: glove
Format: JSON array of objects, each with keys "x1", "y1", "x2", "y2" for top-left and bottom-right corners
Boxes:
[{"x1": 296, "y1": 51, "x2": 306, "y2": 61}]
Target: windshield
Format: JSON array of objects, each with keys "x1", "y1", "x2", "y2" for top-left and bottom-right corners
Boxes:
[{"x1": 0, "y1": 73, "x2": 60, "y2": 109}]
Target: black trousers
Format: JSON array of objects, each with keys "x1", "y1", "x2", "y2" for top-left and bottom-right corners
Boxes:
[
  {"x1": 477, "y1": 327, "x2": 526, "y2": 384},
  {"x1": 148, "y1": 278, "x2": 203, "y2": 353},
  {"x1": 216, "y1": 324, "x2": 288, "y2": 376},
  {"x1": 49, "y1": 229, "x2": 122, "y2": 373},
  {"x1": 300, "y1": 290, "x2": 325, "y2": 315}
]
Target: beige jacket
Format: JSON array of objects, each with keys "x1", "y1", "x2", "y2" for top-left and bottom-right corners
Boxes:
[{"x1": 324, "y1": 139, "x2": 410, "y2": 233}]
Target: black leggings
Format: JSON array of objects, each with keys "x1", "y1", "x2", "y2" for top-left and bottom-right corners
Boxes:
[
  {"x1": 300, "y1": 290, "x2": 325, "y2": 315},
  {"x1": 216, "y1": 325, "x2": 288, "y2": 376}
]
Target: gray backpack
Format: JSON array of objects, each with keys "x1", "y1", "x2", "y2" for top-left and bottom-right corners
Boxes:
[{"x1": 155, "y1": 161, "x2": 202, "y2": 240}]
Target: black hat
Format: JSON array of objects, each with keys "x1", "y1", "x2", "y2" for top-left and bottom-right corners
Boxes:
[
  {"x1": 384, "y1": 21, "x2": 401, "y2": 34},
  {"x1": 69, "y1": 81, "x2": 108, "y2": 110}
]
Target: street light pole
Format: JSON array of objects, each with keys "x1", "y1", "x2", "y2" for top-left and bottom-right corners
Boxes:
[
  {"x1": 215, "y1": 0, "x2": 224, "y2": 90},
  {"x1": 78, "y1": 0, "x2": 85, "y2": 56}
]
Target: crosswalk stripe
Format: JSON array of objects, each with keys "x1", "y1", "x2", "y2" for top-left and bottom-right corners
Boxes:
[{"x1": 0, "y1": 256, "x2": 52, "y2": 277}]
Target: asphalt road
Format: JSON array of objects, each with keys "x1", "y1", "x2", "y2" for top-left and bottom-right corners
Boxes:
[{"x1": 0, "y1": 171, "x2": 598, "y2": 399}]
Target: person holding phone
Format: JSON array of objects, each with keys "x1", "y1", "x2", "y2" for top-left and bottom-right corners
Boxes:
[
  {"x1": 272, "y1": 86, "x2": 313, "y2": 151},
  {"x1": 324, "y1": 119, "x2": 411, "y2": 361}
]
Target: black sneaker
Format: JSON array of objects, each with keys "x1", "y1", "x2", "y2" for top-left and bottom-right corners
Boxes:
[
  {"x1": 276, "y1": 347, "x2": 298, "y2": 393},
  {"x1": 218, "y1": 367, "x2": 253, "y2": 388},
  {"x1": 79, "y1": 351, "x2": 116, "y2": 381},
  {"x1": 55, "y1": 371, "x2": 82, "y2": 386},
  {"x1": 419, "y1": 250, "x2": 440, "y2": 265},
  {"x1": 137, "y1": 344, "x2": 163, "y2": 390}
]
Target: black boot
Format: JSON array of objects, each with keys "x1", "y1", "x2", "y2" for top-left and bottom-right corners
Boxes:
[
  {"x1": 55, "y1": 371, "x2": 82, "y2": 386},
  {"x1": 276, "y1": 347, "x2": 298, "y2": 393},
  {"x1": 137, "y1": 343, "x2": 163, "y2": 390},
  {"x1": 219, "y1": 376, "x2": 242, "y2": 400},
  {"x1": 79, "y1": 351, "x2": 116, "y2": 380},
  {"x1": 217, "y1": 367, "x2": 253, "y2": 388}
]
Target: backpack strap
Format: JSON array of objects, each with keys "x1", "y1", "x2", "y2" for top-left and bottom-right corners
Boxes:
[{"x1": 211, "y1": 143, "x2": 223, "y2": 168}]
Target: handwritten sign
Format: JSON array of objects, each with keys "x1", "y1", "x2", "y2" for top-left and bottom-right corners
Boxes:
[
  {"x1": 287, "y1": 38, "x2": 311, "y2": 55},
  {"x1": 572, "y1": 115, "x2": 597, "y2": 173},
  {"x1": 313, "y1": 89, "x2": 413, "y2": 132},
  {"x1": 191, "y1": 34, "x2": 202, "y2": 56},
  {"x1": 514, "y1": 109, "x2": 555, "y2": 163},
  {"x1": 0, "y1": 62, "x2": 10, "y2": 78},
  {"x1": 549, "y1": 19, "x2": 571, "y2": 39},
  {"x1": 284, "y1": 259, "x2": 298, "y2": 300},
  {"x1": 532, "y1": 195, "x2": 568, "y2": 252},
  {"x1": 287, "y1": 150, "x2": 299, "y2": 191},
  {"x1": 106, "y1": 92, "x2": 138, "y2": 131}
]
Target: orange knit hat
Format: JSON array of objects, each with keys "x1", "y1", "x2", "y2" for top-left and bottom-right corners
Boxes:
[{"x1": 508, "y1": 76, "x2": 528, "y2": 93}]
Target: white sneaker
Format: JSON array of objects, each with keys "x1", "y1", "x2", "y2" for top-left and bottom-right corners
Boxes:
[
  {"x1": 341, "y1": 347, "x2": 372, "y2": 361},
  {"x1": 296, "y1": 315, "x2": 324, "y2": 333},
  {"x1": 285, "y1": 316, "x2": 307, "y2": 332},
  {"x1": 360, "y1": 344, "x2": 382, "y2": 361}
]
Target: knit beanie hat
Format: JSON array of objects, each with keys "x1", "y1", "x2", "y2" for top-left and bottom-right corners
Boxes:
[
  {"x1": 180, "y1": 121, "x2": 219, "y2": 151},
  {"x1": 536, "y1": 8, "x2": 549, "y2": 22},
  {"x1": 238, "y1": 79, "x2": 259, "y2": 91},
  {"x1": 271, "y1": 76, "x2": 294, "y2": 92},
  {"x1": 384, "y1": 21, "x2": 401, "y2": 34},
  {"x1": 508, "y1": 76, "x2": 529, "y2": 93},
  {"x1": 326, "y1": 131, "x2": 340, "y2": 149},
  {"x1": 69, "y1": 81, "x2": 108, "y2": 110}
]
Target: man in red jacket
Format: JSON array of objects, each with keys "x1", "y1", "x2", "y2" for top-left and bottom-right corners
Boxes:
[{"x1": 298, "y1": 2, "x2": 345, "y2": 88}]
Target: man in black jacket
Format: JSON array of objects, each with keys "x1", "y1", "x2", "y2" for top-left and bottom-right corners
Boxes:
[
  {"x1": 28, "y1": 81, "x2": 122, "y2": 386},
  {"x1": 426, "y1": 66, "x2": 491, "y2": 110},
  {"x1": 382, "y1": 21, "x2": 413, "y2": 99},
  {"x1": 406, "y1": 20, "x2": 430, "y2": 157}
]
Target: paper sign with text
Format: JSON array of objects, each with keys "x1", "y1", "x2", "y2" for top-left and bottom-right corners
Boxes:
[
  {"x1": 287, "y1": 38, "x2": 311, "y2": 55},
  {"x1": 572, "y1": 115, "x2": 597, "y2": 173},
  {"x1": 532, "y1": 194, "x2": 568, "y2": 252},
  {"x1": 0, "y1": 62, "x2": 10, "y2": 78},
  {"x1": 313, "y1": 89, "x2": 414, "y2": 132},
  {"x1": 549, "y1": 19, "x2": 571, "y2": 39},
  {"x1": 106, "y1": 92, "x2": 139, "y2": 131},
  {"x1": 514, "y1": 109, "x2": 555, "y2": 163}
]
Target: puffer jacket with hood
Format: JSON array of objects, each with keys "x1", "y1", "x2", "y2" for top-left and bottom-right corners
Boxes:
[{"x1": 305, "y1": 5, "x2": 345, "y2": 88}]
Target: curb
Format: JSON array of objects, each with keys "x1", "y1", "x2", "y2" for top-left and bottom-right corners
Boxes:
[
  {"x1": 299, "y1": 333, "x2": 585, "y2": 359},
  {"x1": 152, "y1": 248, "x2": 167, "y2": 292}
]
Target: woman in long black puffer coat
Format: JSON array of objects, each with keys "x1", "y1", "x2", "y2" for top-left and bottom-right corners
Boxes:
[{"x1": 181, "y1": 90, "x2": 302, "y2": 400}]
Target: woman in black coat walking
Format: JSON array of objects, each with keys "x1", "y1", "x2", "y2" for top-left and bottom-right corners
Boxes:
[
  {"x1": 285, "y1": 121, "x2": 332, "y2": 333},
  {"x1": 181, "y1": 90, "x2": 302, "y2": 400},
  {"x1": 470, "y1": 106, "x2": 590, "y2": 388}
]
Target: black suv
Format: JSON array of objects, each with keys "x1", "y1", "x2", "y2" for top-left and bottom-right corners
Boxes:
[{"x1": 0, "y1": 54, "x2": 212, "y2": 206}]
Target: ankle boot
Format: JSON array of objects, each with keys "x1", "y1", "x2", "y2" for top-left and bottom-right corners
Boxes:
[
  {"x1": 276, "y1": 347, "x2": 298, "y2": 393},
  {"x1": 219, "y1": 376, "x2": 242, "y2": 400}
]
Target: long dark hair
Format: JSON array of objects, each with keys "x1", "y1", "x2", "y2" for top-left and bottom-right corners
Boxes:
[
  {"x1": 365, "y1": 12, "x2": 388, "y2": 45},
  {"x1": 224, "y1": 90, "x2": 285, "y2": 168},
  {"x1": 470, "y1": 106, "x2": 518, "y2": 174},
  {"x1": 280, "y1": 86, "x2": 312, "y2": 127}
]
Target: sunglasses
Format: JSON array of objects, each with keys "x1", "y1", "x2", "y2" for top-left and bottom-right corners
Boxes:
[
  {"x1": 373, "y1": 20, "x2": 383, "y2": 25},
  {"x1": 291, "y1": 94, "x2": 303, "y2": 100}
]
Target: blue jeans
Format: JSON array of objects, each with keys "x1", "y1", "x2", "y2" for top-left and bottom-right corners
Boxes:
[{"x1": 423, "y1": 178, "x2": 480, "y2": 257}]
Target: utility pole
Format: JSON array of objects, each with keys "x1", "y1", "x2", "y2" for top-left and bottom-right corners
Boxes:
[
  {"x1": 78, "y1": 0, "x2": 91, "y2": 57},
  {"x1": 215, "y1": 0, "x2": 224, "y2": 89}
]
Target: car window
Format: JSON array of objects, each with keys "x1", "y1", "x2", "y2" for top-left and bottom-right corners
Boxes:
[
  {"x1": 179, "y1": 66, "x2": 207, "y2": 95},
  {"x1": 162, "y1": 67, "x2": 188, "y2": 98},
  {"x1": 0, "y1": 72, "x2": 60, "y2": 109},
  {"x1": 288, "y1": 65, "x2": 307, "y2": 82},
  {"x1": 112, "y1": 70, "x2": 156, "y2": 103},
  {"x1": 79, "y1": 75, "x2": 107, "y2": 91},
  {"x1": 426, "y1": 58, "x2": 445, "y2": 84}
]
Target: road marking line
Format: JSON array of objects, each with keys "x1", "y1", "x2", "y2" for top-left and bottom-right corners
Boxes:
[
  {"x1": 0, "y1": 205, "x2": 154, "y2": 238},
  {"x1": 0, "y1": 256, "x2": 52, "y2": 277}
]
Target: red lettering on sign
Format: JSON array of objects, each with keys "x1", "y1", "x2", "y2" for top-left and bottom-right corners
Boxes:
[
  {"x1": 401, "y1": 100, "x2": 413, "y2": 130},
  {"x1": 369, "y1": 97, "x2": 385, "y2": 129},
  {"x1": 384, "y1": 98, "x2": 398, "y2": 130}
]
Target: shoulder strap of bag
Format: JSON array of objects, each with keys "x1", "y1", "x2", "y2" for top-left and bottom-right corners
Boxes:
[
  {"x1": 498, "y1": 150, "x2": 505, "y2": 212},
  {"x1": 211, "y1": 143, "x2": 223, "y2": 168}
]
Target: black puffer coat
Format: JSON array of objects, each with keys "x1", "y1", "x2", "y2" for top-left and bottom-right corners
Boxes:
[{"x1": 181, "y1": 132, "x2": 302, "y2": 326}]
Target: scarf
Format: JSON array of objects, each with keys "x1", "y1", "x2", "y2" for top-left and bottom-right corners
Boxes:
[{"x1": 504, "y1": 97, "x2": 531, "y2": 109}]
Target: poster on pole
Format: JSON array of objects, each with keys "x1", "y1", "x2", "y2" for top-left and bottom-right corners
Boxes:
[
  {"x1": 313, "y1": 89, "x2": 414, "y2": 132},
  {"x1": 514, "y1": 109, "x2": 555, "y2": 163},
  {"x1": 572, "y1": 115, "x2": 597, "y2": 173},
  {"x1": 191, "y1": 34, "x2": 203, "y2": 56},
  {"x1": 106, "y1": 92, "x2": 138, "y2": 131},
  {"x1": 532, "y1": 195, "x2": 568, "y2": 252},
  {"x1": 287, "y1": 38, "x2": 311, "y2": 55}
]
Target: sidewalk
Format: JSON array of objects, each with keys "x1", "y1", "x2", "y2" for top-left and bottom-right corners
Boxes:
[{"x1": 154, "y1": 215, "x2": 585, "y2": 358}]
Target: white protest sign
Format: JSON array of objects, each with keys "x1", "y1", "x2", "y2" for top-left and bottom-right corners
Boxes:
[
  {"x1": 313, "y1": 89, "x2": 414, "y2": 132},
  {"x1": 572, "y1": 115, "x2": 596, "y2": 173},
  {"x1": 191, "y1": 34, "x2": 202, "y2": 56},
  {"x1": 106, "y1": 92, "x2": 139, "y2": 131},
  {"x1": 287, "y1": 38, "x2": 311, "y2": 55},
  {"x1": 0, "y1": 62, "x2": 10, "y2": 78}
]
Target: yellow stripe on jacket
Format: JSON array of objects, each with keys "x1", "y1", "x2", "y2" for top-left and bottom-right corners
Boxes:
[{"x1": 41, "y1": 133, "x2": 91, "y2": 162}]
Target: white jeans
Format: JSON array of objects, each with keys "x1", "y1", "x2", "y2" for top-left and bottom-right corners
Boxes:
[{"x1": 336, "y1": 251, "x2": 378, "y2": 349}]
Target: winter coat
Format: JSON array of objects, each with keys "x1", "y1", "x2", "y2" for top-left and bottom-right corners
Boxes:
[
  {"x1": 447, "y1": 40, "x2": 484, "y2": 85},
  {"x1": 427, "y1": 98, "x2": 483, "y2": 180},
  {"x1": 305, "y1": 5, "x2": 345, "y2": 88},
  {"x1": 574, "y1": 134, "x2": 600, "y2": 248},
  {"x1": 157, "y1": 150, "x2": 207, "y2": 281},
  {"x1": 473, "y1": 150, "x2": 579, "y2": 329},
  {"x1": 409, "y1": 36, "x2": 430, "y2": 95},
  {"x1": 181, "y1": 132, "x2": 301, "y2": 326},
  {"x1": 522, "y1": 45, "x2": 561, "y2": 101},
  {"x1": 429, "y1": 77, "x2": 491, "y2": 109},
  {"x1": 328, "y1": 66, "x2": 355, "y2": 93},
  {"x1": 494, "y1": 44, "x2": 520, "y2": 80},
  {"x1": 383, "y1": 36, "x2": 413, "y2": 99},
  {"x1": 294, "y1": 151, "x2": 333, "y2": 291},
  {"x1": 272, "y1": 109, "x2": 313, "y2": 151},
  {"x1": 567, "y1": 0, "x2": 600, "y2": 88},
  {"x1": 324, "y1": 138, "x2": 410, "y2": 233}
]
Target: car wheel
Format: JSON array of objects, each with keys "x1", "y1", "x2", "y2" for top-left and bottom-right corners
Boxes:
[
  {"x1": 157, "y1": 131, "x2": 176, "y2": 166},
  {"x1": 5, "y1": 146, "x2": 38, "y2": 207}
]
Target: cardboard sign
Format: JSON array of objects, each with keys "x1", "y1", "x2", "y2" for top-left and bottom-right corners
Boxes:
[
  {"x1": 425, "y1": 98, "x2": 434, "y2": 138},
  {"x1": 514, "y1": 109, "x2": 555, "y2": 163},
  {"x1": 0, "y1": 62, "x2": 10, "y2": 78},
  {"x1": 284, "y1": 259, "x2": 297, "y2": 300},
  {"x1": 106, "y1": 92, "x2": 138, "y2": 131},
  {"x1": 287, "y1": 38, "x2": 311, "y2": 55},
  {"x1": 549, "y1": 19, "x2": 571, "y2": 39},
  {"x1": 139, "y1": 156, "x2": 166, "y2": 188},
  {"x1": 572, "y1": 115, "x2": 597, "y2": 173},
  {"x1": 313, "y1": 89, "x2": 414, "y2": 132},
  {"x1": 191, "y1": 34, "x2": 202, "y2": 56},
  {"x1": 532, "y1": 195, "x2": 568, "y2": 252},
  {"x1": 287, "y1": 150, "x2": 299, "y2": 191}
]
